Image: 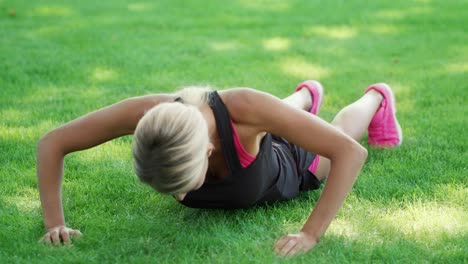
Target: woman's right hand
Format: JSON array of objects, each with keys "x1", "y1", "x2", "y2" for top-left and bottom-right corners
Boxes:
[
  {"x1": 40, "y1": 225, "x2": 82, "y2": 246},
  {"x1": 37, "y1": 94, "x2": 167, "y2": 247}
]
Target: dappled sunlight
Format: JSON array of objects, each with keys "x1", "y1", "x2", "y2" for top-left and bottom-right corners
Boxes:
[
  {"x1": 2, "y1": 109, "x2": 32, "y2": 125},
  {"x1": 0, "y1": 119, "x2": 67, "y2": 146},
  {"x1": 381, "y1": 204, "x2": 467, "y2": 239},
  {"x1": 1, "y1": 126, "x2": 40, "y2": 142},
  {"x1": 91, "y1": 67, "x2": 118, "y2": 82},
  {"x1": 305, "y1": 26, "x2": 357, "y2": 40},
  {"x1": 332, "y1": 201, "x2": 467, "y2": 246},
  {"x1": 368, "y1": 24, "x2": 402, "y2": 35},
  {"x1": 279, "y1": 57, "x2": 330, "y2": 79},
  {"x1": 376, "y1": 7, "x2": 432, "y2": 20},
  {"x1": 4, "y1": 188, "x2": 40, "y2": 214},
  {"x1": 328, "y1": 219, "x2": 359, "y2": 240},
  {"x1": 433, "y1": 184, "x2": 467, "y2": 205},
  {"x1": 128, "y1": 3, "x2": 155, "y2": 12},
  {"x1": 262, "y1": 37, "x2": 290, "y2": 52},
  {"x1": 0, "y1": 120, "x2": 57, "y2": 142},
  {"x1": 78, "y1": 87, "x2": 106, "y2": 99},
  {"x1": 209, "y1": 41, "x2": 241, "y2": 51},
  {"x1": 0, "y1": 0, "x2": 464, "y2": 261},
  {"x1": 32, "y1": 5, "x2": 74, "y2": 17},
  {"x1": 238, "y1": 0, "x2": 290, "y2": 12},
  {"x1": 375, "y1": 10, "x2": 406, "y2": 20},
  {"x1": 276, "y1": 200, "x2": 466, "y2": 248},
  {"x1": 445, "y1": 62, "x2": 468, "y2": 74}
]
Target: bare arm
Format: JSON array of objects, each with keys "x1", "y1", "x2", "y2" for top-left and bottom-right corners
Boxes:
[
  {"x1": 37, "y1": 94, "x2": 173, "y2": 244},
  {"x1": 226, "y1": 88, "x2": 367, "y2": 255}
]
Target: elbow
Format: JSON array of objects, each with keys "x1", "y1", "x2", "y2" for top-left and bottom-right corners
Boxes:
[
  {"x1": 38, "y1": 132, "x2": 50, "y2": 152},
  {"x1": 346, "y1": 136, "x2": 367, "y2": 160},
  {"x1": 356, "y1": 143, "x2": 368, "y2": 164},
  {"x1": 38, "y1": 131, "x2": 54, "y2": 150},
  {"x1": 335, "y1": 137, "x2": 368, "y2": 165},
  {"x1": 350, "y1": 139, "x2": 369, "y2": 161},
  {"x1": 349, "y1": 140, "x2": 368, "y2": 167},
  {"x1": 37, "y1": 130, "x2": 62, "y2": 155}
]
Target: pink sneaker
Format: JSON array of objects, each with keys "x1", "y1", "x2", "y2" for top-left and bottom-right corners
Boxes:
[
  {"x1": 365, "y1": 83, "x2": 403, "y2": 147},
  {"x1": 295, "y1": 80, "x2": 324, "y2": 115}
]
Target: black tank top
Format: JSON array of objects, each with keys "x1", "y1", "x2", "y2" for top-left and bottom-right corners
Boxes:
[{"x1": 179, "y1": 91, "x2": 306, "y2": 209}]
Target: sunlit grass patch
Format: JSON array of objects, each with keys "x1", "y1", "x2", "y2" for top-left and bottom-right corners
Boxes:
[
  {"x1": 127, "y1": 3, "x2": 155, "y2": 12},
  {"x1": 280, "y1": 57, "x2": 330, "y2": 80},
  {"x1": 0, "y1": 120, "x2": 59, "y2": 142},
  {"x1": 4, "y1": 189, "x2": 40, "y2": 214},
  {"x1": 209, "y1": 40, "x2": 241, "y2": 51},
  {"x1": 262, "y1": 37, "x2": 291, "y2": 51},
  {"x1": 32, "y1": 5, "x2": 74, "y2": 17},
  {"x1": 305, "y1": 26, "x2": 357, "y2": 40},
  {"x1": 445, "y1": 62, "x2": 468, "y2": 73},
  {"x1": 328, "y1": 219, "x2": 360, "y2": 240},
  {"x1": 381, "y1": 203, "x2": 467, "y2": 239},
  {"x1": 2, "y1": 109, "x2": 33, "y2": 125},
  {"x1": 433, "y1": 184, "x2": 468, "y2": 205},
  {"x1": 328, "y1": 199, "x2": 468, "y2": 248},
  {"x1": 375, "y1": 7, "x2": 432, "y2": 20},
  {"x1": 368, "y1": 24, "x2": 402, "y2": 35},
  {"x1": 91, "y1": 67, "x2": 118, "y2": 82}
]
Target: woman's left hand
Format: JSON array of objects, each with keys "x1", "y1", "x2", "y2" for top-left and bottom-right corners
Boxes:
[{"x1": 274, "y1": 231, "x2": 318, "y2": 257}]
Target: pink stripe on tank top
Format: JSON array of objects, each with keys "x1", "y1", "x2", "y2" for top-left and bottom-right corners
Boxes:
[
  {"x1": 308, "y1": 155, "x2": 320, "y2": 174},
  {"x1": 230, "y1": 120, "x2": 256, "y2": 168},
  {"x1": 230, "y1": 119, "x2": 320, "y2": 172}
]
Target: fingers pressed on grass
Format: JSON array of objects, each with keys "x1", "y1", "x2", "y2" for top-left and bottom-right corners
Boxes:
[
  {"x1": 280, "y1": 238, "x2": 298, "y2": 256},
  {"x1": 50, "y1": 230, "x2": 60, "y2": 246},
  {"x1": 274, "y1": 236, "x2": 289, "y2": 252},
  {"x1": 60, "y1": 228, "x2": 71, "y2": 245},
  {"x1": 286, "y1": 243, "x2": 302, "y2": 257}
]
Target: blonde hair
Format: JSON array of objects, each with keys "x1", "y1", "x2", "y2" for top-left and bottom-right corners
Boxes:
[{"x1": 133, "y1": 86, "x2": 211, "y2": 195}]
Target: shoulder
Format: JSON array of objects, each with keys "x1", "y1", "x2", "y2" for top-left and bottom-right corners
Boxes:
[{"x1": 218, "y1": 88, "x2": 265, "y2": 124}]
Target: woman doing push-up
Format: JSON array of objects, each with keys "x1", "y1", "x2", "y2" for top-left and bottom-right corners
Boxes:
[{"x1": 37, "y1": 80, "x2": 402, "y2": 257}]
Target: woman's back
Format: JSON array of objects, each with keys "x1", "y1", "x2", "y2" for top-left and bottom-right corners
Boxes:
[{"x1": 180, "y1": 91, "x2": 321, "y2": 208}]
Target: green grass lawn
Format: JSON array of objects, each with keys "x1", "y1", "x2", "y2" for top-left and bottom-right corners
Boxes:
[{"x1": 1, "y1": 0, "x2": 467, "y2": 263}]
